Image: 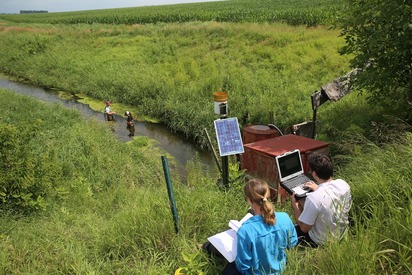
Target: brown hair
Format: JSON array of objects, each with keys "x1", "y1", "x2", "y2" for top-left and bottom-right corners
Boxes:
[
  {"x1": 308, "y1": 153, "x2": 333, "y2": 180},
  {"x1": 244, "y1": 179, "x2": 276, "y2": 225}
]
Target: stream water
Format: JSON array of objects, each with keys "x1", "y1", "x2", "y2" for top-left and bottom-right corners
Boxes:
[{"x1": 0, "y1": 75, "x2": 216, "y2": 180}]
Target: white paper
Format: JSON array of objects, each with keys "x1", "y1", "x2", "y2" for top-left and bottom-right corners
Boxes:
[
  {"x1": 207, "y1": 213, "x2": 253, "y2": 262},
  {"x1": 207, "y1": 229, "x2": 237, "y2": 262}
]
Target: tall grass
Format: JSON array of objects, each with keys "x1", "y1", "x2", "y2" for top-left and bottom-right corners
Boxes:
[
  {"x1": 0, "y1": 88, "x2": 195, "y2": 273},
  {"x1": 0, "y1": 21, "x2": 351, "y2": 148},
  {"x1": 1, "y1": 88, "x2": 411, "y2": 273}
]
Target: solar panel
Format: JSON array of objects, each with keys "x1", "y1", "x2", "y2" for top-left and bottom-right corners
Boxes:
[{"x1": 214, "y1": 117, "x2": 244, "y2": 157}]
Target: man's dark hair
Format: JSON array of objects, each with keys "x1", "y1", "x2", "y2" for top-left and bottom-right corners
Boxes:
[{"x1": 308, "y1": 153, "x2": 333, "y2": 180}]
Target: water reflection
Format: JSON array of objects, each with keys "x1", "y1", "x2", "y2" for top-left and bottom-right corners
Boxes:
[{"x1": 0, "y1": 76, "x2": 216, "y2": 180}]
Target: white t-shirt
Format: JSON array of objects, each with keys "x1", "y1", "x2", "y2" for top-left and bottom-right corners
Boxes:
[{"x1": 299, "y1": 179, "x2": 352, "y2": 244}]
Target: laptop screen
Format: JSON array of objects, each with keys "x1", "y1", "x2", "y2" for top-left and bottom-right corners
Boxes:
[{"x1": 276, "y1": 150, "x2": 303, "y2": 181}]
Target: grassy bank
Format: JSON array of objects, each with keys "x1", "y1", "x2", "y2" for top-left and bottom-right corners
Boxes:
[
  {"x1": 0, "y1": 88, "x2": 223, "y2": 273},
  {"x1": 0, "y1": 20, "x2": 351, "y2": 148},
  {"x1": 1, "y1": 0, "x2": 405, "y2": 151},
  {"x1": 1, "y1": 88, "x2": 411, "y2": 274}
]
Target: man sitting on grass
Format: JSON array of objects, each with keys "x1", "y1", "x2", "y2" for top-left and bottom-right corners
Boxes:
[{"x1": 290, "y1": 152, "x2": 352, "y2": 247}]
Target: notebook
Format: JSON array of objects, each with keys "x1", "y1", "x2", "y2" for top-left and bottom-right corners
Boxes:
[
  {"x1": 275, "y1": 149, "x2": 313, "y2": 198},
  {"x1": 207, "y1": 213, "x2": 253, "y2": 262}
]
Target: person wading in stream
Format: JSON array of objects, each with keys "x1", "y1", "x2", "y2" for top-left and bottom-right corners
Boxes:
[
  {"x1": 125, "y1": 111, "x2": 135, "y2": 137},
  {"x1": 104, "y1": 100, "x2": 115, "y2": 121}
]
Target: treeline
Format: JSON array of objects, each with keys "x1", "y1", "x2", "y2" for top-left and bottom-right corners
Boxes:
[{"x1": 20, "y1": 10, "x2": 48, "y2": 14}]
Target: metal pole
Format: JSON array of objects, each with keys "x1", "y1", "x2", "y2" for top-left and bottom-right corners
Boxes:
[
  {"x1": 312, "y1": 109, "x2": 317, "y2": 139},
  {"x1": 219, "y1": 103, "x2": 229, "y2": 188},
  {"x1": 222, "y1": 155, "x2": 229, "y2": 188},
  {"x1": 161, "y1": 156, "x2": 179, "y2": 234},
  {"x1": 268, "y1": 111, "x2": 274, "y2": 125}
]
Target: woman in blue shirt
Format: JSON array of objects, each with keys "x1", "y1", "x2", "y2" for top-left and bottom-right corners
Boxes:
[{"x1": 225, "y1": 179, "x2": 297, "y2": 275}]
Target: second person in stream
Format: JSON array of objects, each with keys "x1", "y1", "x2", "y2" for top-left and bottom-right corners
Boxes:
[{"x1": 125, "y1": 111, "x2": 135, "y2": 137}]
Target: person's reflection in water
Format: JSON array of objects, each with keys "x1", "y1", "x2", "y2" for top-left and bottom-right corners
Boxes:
[{"x1": 125, "y1": 111, "x2": 135, "y2": 137}]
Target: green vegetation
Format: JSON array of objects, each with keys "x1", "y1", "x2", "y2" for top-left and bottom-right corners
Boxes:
[
  {"x1": 0, "y1": 89, "x2": 165, "y2": 212},
  {"x1": 0, "y1": 0, "x2": 345, "y2": 26},
  {"x1": 0, "y1": 0, "x2": 411, "y2": 274},
  {"x1": 0, "y1": 20, "x2": 351, "y2": 148},
  {"x1": 340, "y1": 0, "x2": 412, "y2": 103},
  {"x1": 1, "y1": 88, "x2": 411, "y2": 274},
  {"x1": 0, "y1": 89, "x2": 186, "y2": 273}
]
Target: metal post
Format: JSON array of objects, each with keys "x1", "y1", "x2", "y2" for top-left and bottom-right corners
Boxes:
[
  {"x1": 161, "y1": 156, "x2": 179, "y2": 234},
  {"x1": 222, "y1": 155, "x2": 229, "y2": 188},
  {"x1": 312, "y1": 109, "x2": 317, "y2": 139},
  {"x1": 268, "y1": 111, "x2": 274, "y2": 125},
  {"x1": 219, "y1": 102, "x2": 229, "y2": 188}
]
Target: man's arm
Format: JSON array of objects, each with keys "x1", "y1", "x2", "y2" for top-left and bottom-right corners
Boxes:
[
  {"x1": 291, "y1": 193, "x2": 313, "y2": 233},
  {"x1": 296, "y1": 220, "x2": 312, "y2": 233}
]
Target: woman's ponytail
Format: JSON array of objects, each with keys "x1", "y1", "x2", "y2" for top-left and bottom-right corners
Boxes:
[{"x1": 244, "y1": 179, "x2": 276, "y2": 225}]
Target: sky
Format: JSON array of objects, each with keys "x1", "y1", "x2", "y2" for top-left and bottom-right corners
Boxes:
[{"x1": 0, "y1": 0, "x2": 222, "y2": 14}]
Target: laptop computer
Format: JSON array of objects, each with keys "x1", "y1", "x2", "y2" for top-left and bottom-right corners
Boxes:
[{"x1": 275, "y1": 149, "x2": 313, "y2": 198}]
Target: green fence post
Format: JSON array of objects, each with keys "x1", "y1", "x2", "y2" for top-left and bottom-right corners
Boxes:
[{"x1": 161, "y1": 156, "x2": 179, "y2": 234}]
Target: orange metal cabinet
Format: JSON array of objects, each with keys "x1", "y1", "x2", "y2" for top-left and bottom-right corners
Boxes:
[{"x1": 240, "y1": 134, "x2": 329, "y2": 202}]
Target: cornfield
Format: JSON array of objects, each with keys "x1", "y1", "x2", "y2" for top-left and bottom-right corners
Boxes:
[{"x1": 0, "y1": 0, "x2": 345, "y2": 27}]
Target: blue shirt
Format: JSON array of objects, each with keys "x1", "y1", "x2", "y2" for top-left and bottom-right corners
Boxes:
[{"x1": 235, "y1": 212, "x2": 297, "y2": 275}]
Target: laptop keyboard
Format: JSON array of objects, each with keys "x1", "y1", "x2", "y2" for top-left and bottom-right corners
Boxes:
[{"x1": 287, "y1": 174, "x2": 310, "y2": 188}]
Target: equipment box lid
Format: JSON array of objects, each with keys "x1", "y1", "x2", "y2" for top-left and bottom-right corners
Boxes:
[{"x1": 243, "y1": 134, "x2": 329, "y2": 157}]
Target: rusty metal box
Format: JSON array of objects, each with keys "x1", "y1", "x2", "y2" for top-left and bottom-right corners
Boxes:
[{"x1": 240, "y1": 134, "x2": 329, "y2": 201}]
